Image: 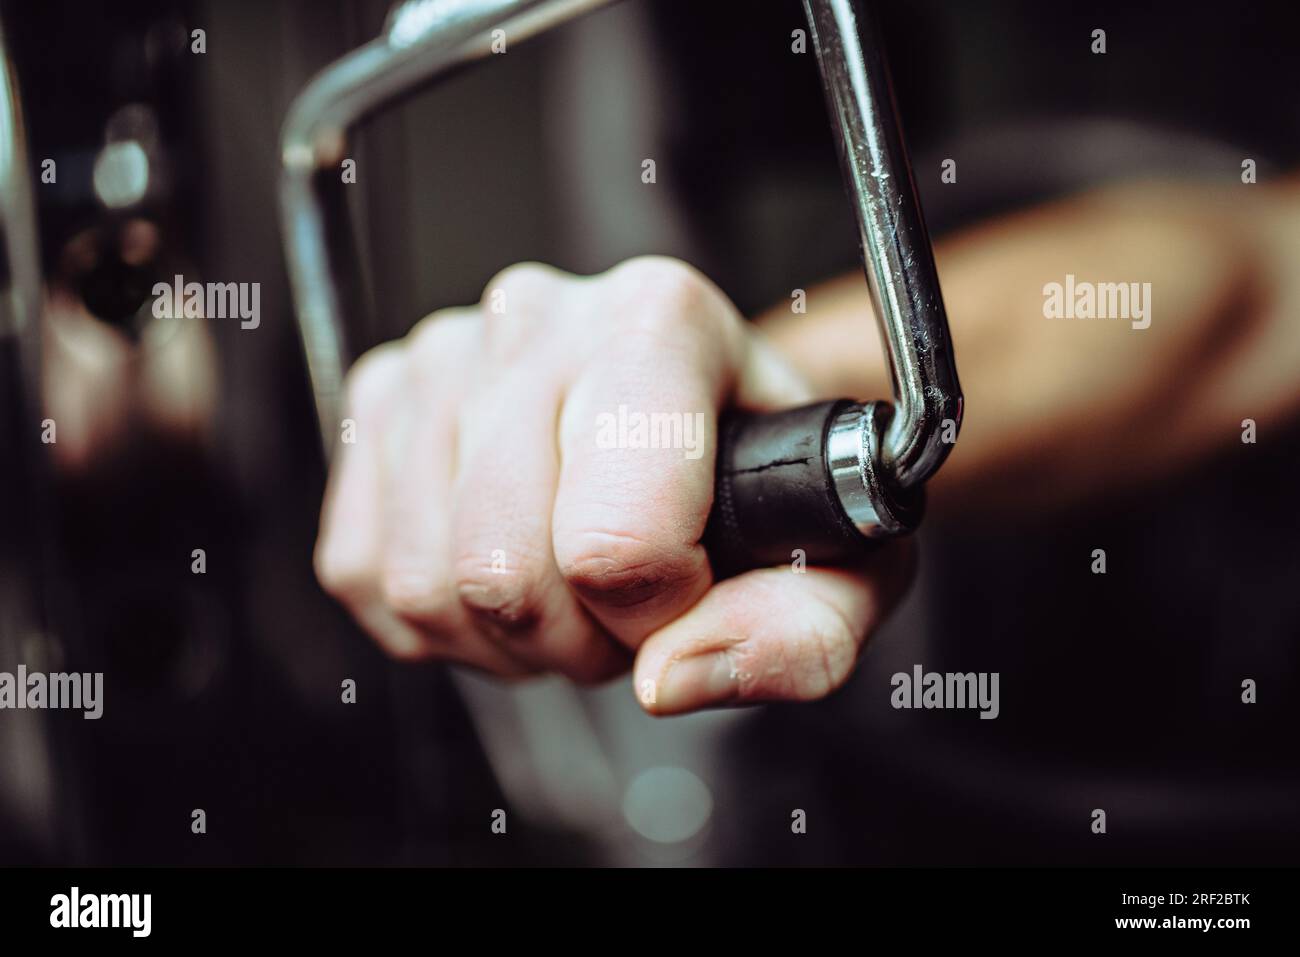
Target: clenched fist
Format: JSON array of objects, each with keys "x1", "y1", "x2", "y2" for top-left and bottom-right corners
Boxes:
[{"x1": 314, "y1": 256, "x2": 913, "y2": 715}]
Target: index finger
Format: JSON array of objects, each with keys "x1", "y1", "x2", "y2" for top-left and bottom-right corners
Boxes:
[{"x1": 551, "y1": 258, "x2": 809, "y2": 647}]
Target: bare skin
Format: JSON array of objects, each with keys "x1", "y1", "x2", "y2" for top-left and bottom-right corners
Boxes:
[
  {"x1": 315, "y1": 176, "x2": 1300, "y2": 713},
  {"x1": 761, "y1": 176, "x2": 1300, "y2": 519}
]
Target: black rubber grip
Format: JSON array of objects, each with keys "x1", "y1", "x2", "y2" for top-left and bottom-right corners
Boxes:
[{"x1": 702, "y1": 400, "x2": 870, "y2": 578}]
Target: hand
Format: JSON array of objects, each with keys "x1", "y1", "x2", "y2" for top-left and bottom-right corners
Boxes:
[{"x1": 314, "y1": 256, "x2": 915, "y2": 714}]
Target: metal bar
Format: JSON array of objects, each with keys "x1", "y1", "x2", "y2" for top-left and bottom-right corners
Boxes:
[{"x1": 803, "y1": 0, "x2": 962, "y2": 490}]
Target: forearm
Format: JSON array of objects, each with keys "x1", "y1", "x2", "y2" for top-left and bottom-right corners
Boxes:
[{"x1": 756, "y1": 178, "x2": 1300, "y2": 520}]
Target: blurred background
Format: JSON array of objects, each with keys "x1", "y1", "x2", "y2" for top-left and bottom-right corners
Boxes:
[{"x1": 1, "y1": 0, "x2": 1298, "y2": 866}]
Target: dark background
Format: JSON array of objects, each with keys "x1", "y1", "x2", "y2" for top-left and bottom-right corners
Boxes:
[{"x1": 0, "y1": 0, "x2": 1297, "y2": 865}]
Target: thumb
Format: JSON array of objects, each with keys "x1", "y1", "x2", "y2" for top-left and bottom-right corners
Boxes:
[{"x1": 631, "y1": 539, "x2": 916, "y2": 715}]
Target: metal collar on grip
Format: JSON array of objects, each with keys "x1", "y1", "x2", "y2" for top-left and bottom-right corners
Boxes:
[{"x1": 827, "y1": 401, "x2": 923, "y2": 537}]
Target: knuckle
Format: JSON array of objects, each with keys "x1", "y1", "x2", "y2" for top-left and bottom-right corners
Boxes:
[
  {"x1": 313, "y1": 540, "x2": 370, "y2": 606},
  {"x1": 478, "y1": 262, "x2": 565, "y2": 362},
  {"x1": 557, "y1": 530, "x2": 701, "y2": 608},
  {"x1": 611, "y1": 255, "x2": 703, "y2": 291},
  {"x1": 454, "y1": 557, "x2": 545, "y2": 630},
  {"x1": 315, "y1": 555, "x2": 441, "y2": 662},
  {"x1": 379, "y1": 568, "x2": 461, "y2": 633},
  {"x1": 607, "y1": 256, "x2": 721, "y2": 333},
  {"x1": 343, "y1": 342, "x2": 405, "y2": 415},
  {"x1": 407, "y1": 307, "x2": 479, "y2": 364},
  {"x1": 481, "y1": 261, "x2": 563, "y2": 312}
]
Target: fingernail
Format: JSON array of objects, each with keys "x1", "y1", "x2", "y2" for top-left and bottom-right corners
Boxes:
[{"x1": 657, "y1": 650, "x2": 738, "y2": 712}]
